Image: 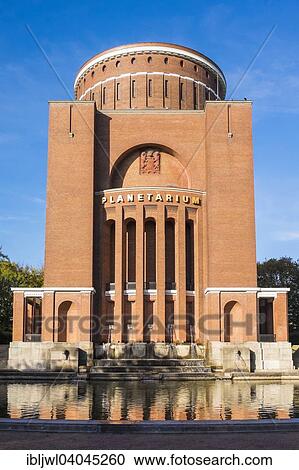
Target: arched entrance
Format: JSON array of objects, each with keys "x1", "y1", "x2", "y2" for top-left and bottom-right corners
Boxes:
[
  {"x1": 224, "y1": 301, "x2": 242, "y2": 342},
  {"x1": 57, "y1": 301, "x2": 73, "y2": 342}
]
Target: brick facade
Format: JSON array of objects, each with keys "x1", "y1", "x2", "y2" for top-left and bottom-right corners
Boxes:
[{"x1": 11, "y1": 42, "x2": 289, "y2": 347}]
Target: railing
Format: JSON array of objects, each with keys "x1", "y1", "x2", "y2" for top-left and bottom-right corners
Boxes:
[
  {"x1": 25, "y1": 334, "x2": 41, "y2": 342},
  {"x1": 105, "y1": 282, "x2": 115, "y2": 291},
  {"x1": 165, "y1": 281, "x2": 177, "y2": 290},
  {"x1": 258, "y1": 334, "x2": 276, "y2": 343},
  {"x1": 106, "y1": 281, "x2": 181, "y2": 291},
  {"x1": 144, "y1": 281, "x2": 157, "y2": 290},
  {"x1": 186, "y1": 281, "x2": 195, "y2": 291},
  {"x1": 124, "y1": 282, "x2": 136, "y2": 290}
]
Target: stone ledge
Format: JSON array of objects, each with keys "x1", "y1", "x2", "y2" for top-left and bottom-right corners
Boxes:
[{"x1": 1, "y1": 418, "x2": 299, "y2": 433}]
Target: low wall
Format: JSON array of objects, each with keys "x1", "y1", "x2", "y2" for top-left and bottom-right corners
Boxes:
[
  {"x1": 94, "y1": 343, "x2": 205, "y2": 360},
  {"x1": 208, "y1": 341, "x2": 294, "y2": 372},
  {"x1": 7, "y1": 342, "x2": 93, "y2": 371}
]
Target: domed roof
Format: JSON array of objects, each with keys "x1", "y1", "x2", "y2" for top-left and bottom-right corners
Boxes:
[{"x1": 74, "y1": 41, "x2": 226, "y2": 91}]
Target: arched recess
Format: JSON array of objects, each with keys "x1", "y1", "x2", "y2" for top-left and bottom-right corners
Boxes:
[
  {"x1": 223, "y1": 301, "x2": 243, "y2": 342},
  {"x1": 57, "y1": 301, "x2": 73, "y2": 342},
  {"x1": 110, "y1": 143, "x2": 190, "y2": 188}
]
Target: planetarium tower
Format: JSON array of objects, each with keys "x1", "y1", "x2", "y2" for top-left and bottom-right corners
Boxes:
[{"x1": 9, "y1": 43, "x2": 293, "y2": 374}]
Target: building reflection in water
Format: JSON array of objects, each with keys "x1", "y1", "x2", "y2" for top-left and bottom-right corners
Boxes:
[{"x1": 4, "y1": 380, "x2": 299, "y2": 421}]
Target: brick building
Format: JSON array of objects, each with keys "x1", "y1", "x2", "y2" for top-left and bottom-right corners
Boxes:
[{"x1": 9, "y1": 42, "x2": 293, "y2": 372}]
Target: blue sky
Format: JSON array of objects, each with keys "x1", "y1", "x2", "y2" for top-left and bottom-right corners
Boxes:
[{"x1": 0, "y1": 0, "x2": 299, "y2": 267}]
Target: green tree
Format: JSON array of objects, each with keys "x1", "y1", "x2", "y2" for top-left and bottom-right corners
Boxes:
[
  {"x1": 257, "y1": 257, "x2": 299, "y2": 335},
  {"x1": 0, "y1": 248, "x2": 43, "y2": 343}
]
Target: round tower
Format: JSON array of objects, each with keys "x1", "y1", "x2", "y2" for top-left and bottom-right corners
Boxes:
[{"x1": 74, "y1": 42, "x2": 226, "y2": 110}]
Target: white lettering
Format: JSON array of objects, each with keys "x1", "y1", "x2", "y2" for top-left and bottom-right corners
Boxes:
[{"x1": 100, "y1": 192, "x2": 201, "y2": 206}]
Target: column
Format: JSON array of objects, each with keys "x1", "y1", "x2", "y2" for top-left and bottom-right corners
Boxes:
[
  {"x1": 155, "y1": 205, "x2": 165, "y2": 341},
  {"x1": 79, "y1": 291, "x2": 93, "y2": 342},
  {"x1": 12, "y1": 292, "x2": 25, "y2": 342},
  {"x1": 175, "y1": 205, "x2": 186, "y2": 342},
  {"x1": 114, "y1": 205, "x2": 123, "y2": 342},
  {"x1": 134, "y1": 206, "x2": 144, "y2": 341},
  {"x1": 194, "y1": 210, "x2": 202, "y2": 343},
  {"x1": 42, "y1": 291, "x2": 55, "y2": 342}
]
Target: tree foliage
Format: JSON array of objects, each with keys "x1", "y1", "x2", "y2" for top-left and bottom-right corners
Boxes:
[
  {"x1": 257, "y1": 257, "x2": 299, "y2": 333},
  {"x1": 0, "y1": 247, "x2": 43, "y2": 343}
]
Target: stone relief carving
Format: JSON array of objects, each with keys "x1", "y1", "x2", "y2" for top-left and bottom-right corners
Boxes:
[{"x1": 140, "y1": 149, "x2": 161, "y2": 174}]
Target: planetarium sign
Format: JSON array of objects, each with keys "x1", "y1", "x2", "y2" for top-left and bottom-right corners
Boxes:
[{"x1": 100, "y1": 192, "x2": 202, "y2": 205}]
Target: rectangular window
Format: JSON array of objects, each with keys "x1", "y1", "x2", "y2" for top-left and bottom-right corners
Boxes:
[
  {"x1": 193, "y1": 83, "x2": 198, "y2": 109},
  {"x1": 148, "y1": 79, "x2": 153, "y2": 97},
  {"x1": 132, "y1": 80, "x2": 136, "y2": 98},
  {"x1": 165, "y1": 79, "x2": 169, "y2": 98},
  {"x1": 102, "y1": 87, "x2": 106, "y2": 105},
  {"x1": 116, "y1": 82, "x2": 120, "y2": 101},
  {"x1": 180, "y1": 82, "x2": 184, "y2": 101}
]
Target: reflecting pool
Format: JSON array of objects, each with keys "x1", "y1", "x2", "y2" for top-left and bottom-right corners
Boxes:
[{"x1": 1, "y1": 380, "x2": 299, "y2": 421}]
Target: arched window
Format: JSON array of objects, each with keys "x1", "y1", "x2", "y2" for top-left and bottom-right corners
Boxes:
[
  {"x1": 186, "y1": 220, "x2": 194, "y2": 291},
  {"x1": 125, "y1": 219, "x2": 136, "y2": 289},
  {"x1": 165, "y1": 219, "x2": 175, "y2": 290},
  {"x1": 145, "y1": 219, "x2": 156, "y2": 289}
]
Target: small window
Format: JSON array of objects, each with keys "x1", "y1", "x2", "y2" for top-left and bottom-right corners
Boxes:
[
  {"x1": 116, "y1": 82, "x2": 120, "y2": 100},
  {"x1": 103, "y1": 87, "x2": 106, "y2": 105},
  {"x1": 164, "y1": 57, "x2": 169, "y2": 64},
  {"x1": 92, "y1": 92, "x2": 95, "y2": 100},
  {"x1": 131, "y1": 57, "x2": 136, "y2": 64},
  {"x1": 91, "y1": 71, "x2": 95, "y2": 78},
  {"x1": 206, "y1": 70, "x2": 209, "y2": 78},
  {"x1": 147, "y1": 56, "x2": 152, "y2": 63},
  {"x1": 148, "y1": 79, "x2": 153, "y2": 97},
  {"x1": 132, "y1": 80, "x2": 136, "y2": 98},
  {"x1": 194, "y1": 65, "x2": 198, "y2": 72},
  {"x1": 116, "y1": 60, "x2": 120, "y2": 68},
  {"x1": 165, "y1": 79, "x2": 169, "y2": 98},
  {"x1": 102, "y1": 65, "x2": 106, "y2": 72},
  {"x1": 180, "y1": 60, "x2": 184, "y2": 67}
]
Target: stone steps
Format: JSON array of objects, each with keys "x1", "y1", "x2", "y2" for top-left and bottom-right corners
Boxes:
[
  {"x1": 90, "y1": 358, "x2": 212, "y2": 379},
  {"x1": 93, "y1": 359, "x2": 205, "y2": 367},
  {"x1": 90, "y1": 371, "x2": 214, "y2": 380},
  {"x1": 91, "y1": 367, "x2": 210, "y2": 374}
]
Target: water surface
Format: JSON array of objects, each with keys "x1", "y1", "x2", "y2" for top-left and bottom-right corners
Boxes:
[{"x1": 1, "y1": 380, "x2": 299, "y2": 421}]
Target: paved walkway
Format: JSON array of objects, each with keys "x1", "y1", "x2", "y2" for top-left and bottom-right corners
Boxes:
[{"x1": 0, "y1": 430, "x2": 299, "y2": 449}]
